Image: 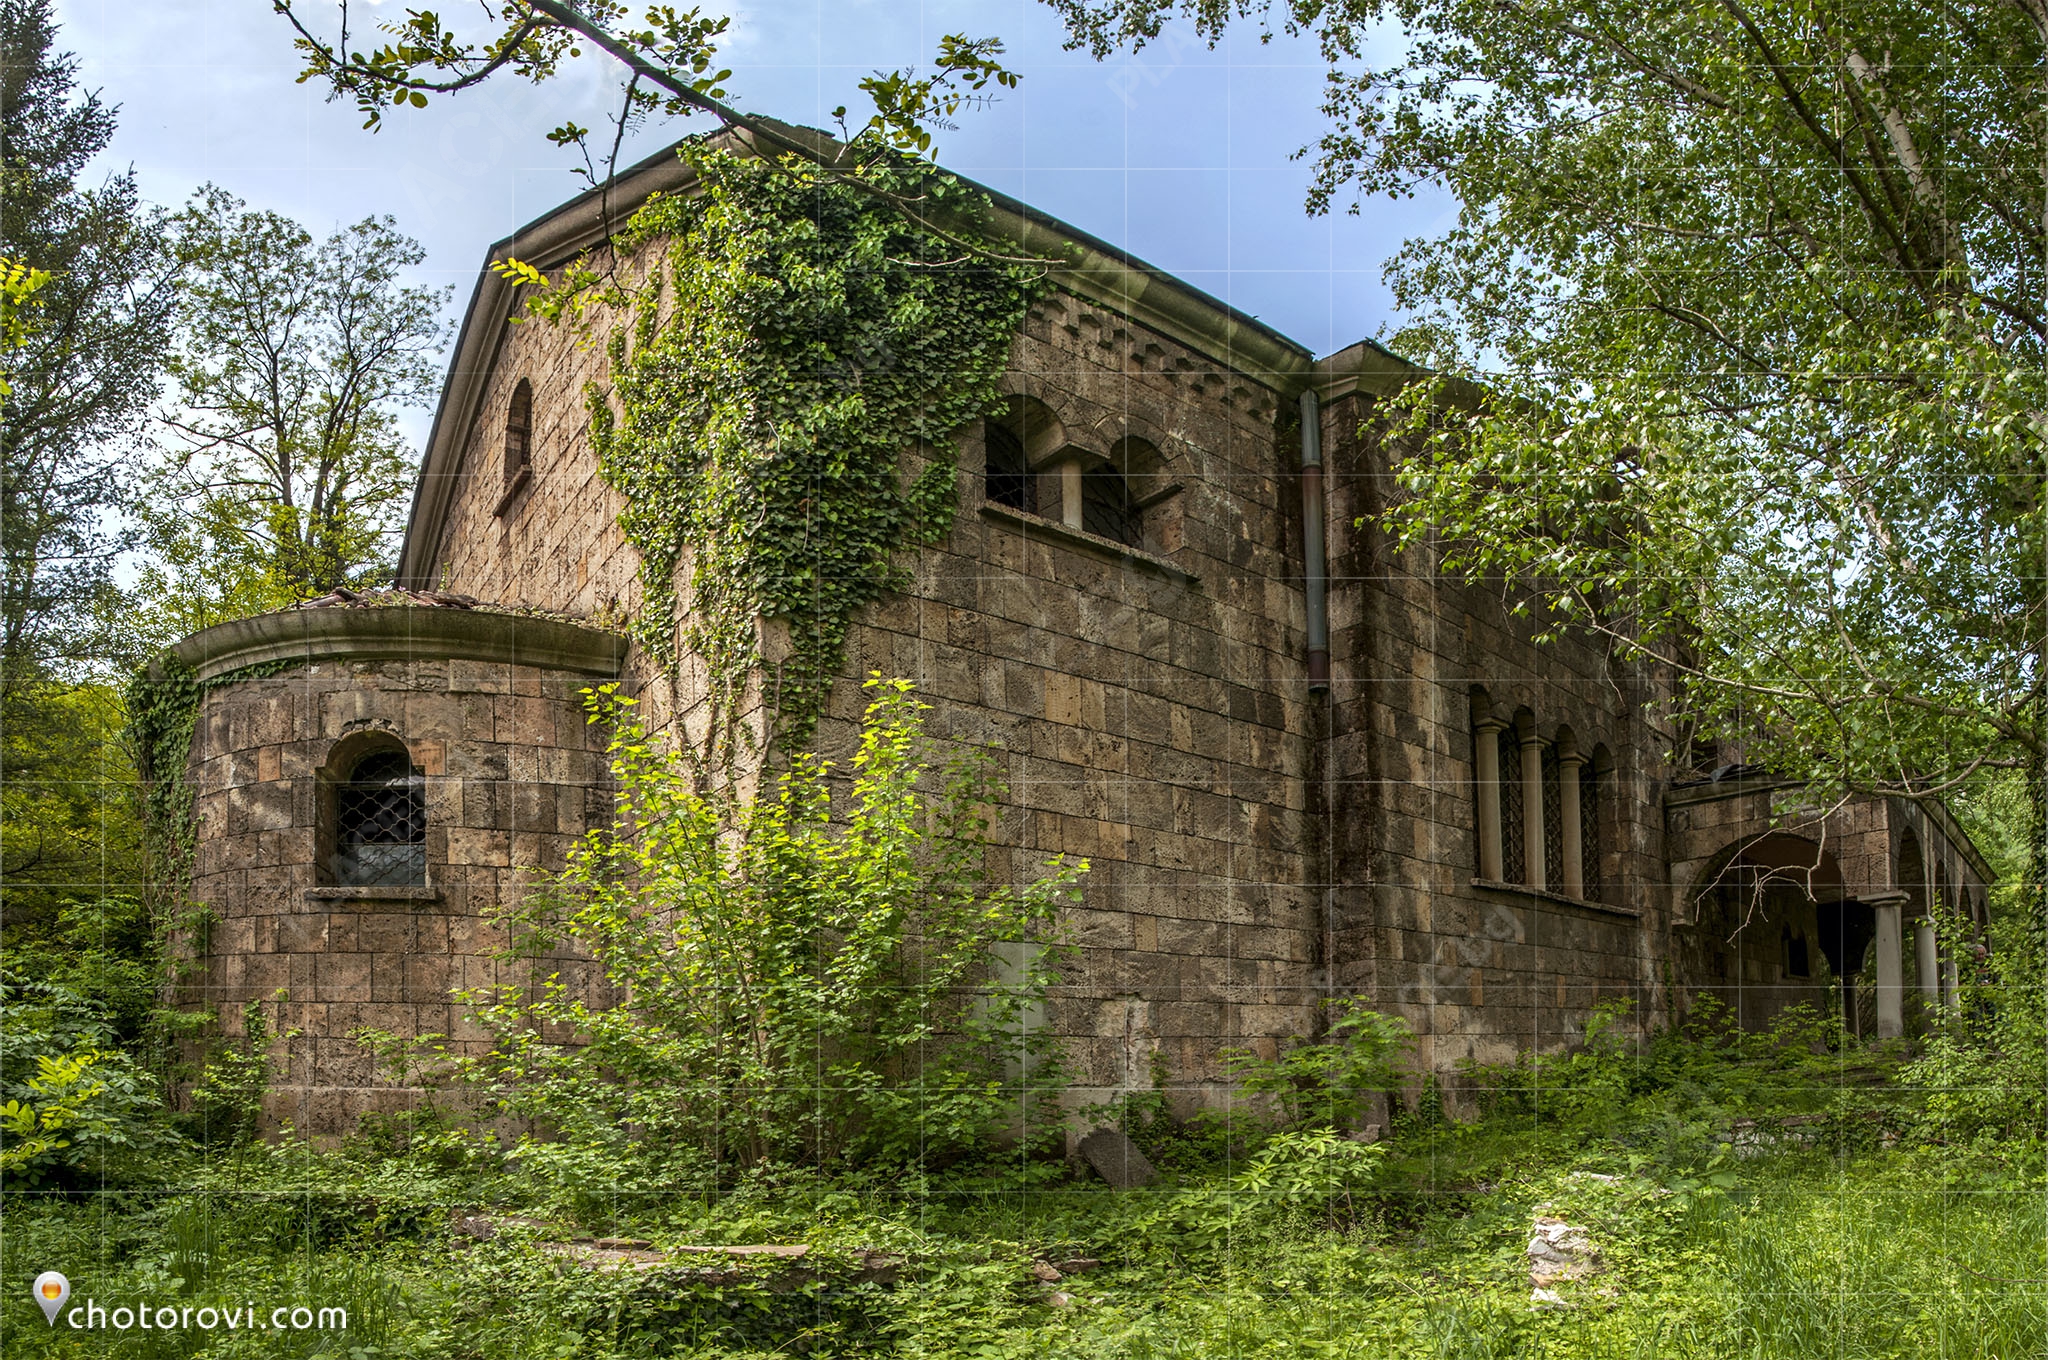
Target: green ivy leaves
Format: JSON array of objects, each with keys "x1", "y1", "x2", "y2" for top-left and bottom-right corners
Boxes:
[{"x1": 586, "y1": 147, "x2": 1046, "y2": 757}]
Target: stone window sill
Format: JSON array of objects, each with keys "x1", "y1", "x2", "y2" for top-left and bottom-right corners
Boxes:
[
  {"x1": 1471, "y1": 878, "x2": 1643, "y2": 919},
  {"x1": 979, "y1": 503, "x2": 1199, "y2": 588},
  {"x1": 305, "y1": 886, "x2": 442, "y2": 905}
]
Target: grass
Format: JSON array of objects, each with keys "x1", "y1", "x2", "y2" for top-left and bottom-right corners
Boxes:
[{"x1": 5, "y1": 1012, "x2": 2045, "y2": 1359}]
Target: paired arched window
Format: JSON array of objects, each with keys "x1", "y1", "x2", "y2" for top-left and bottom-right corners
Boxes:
[
  {"x1": 980, "y1": 407, "x2": 1175, "y2": 553},
  {"x1": 1471, "y1": 696, "x2": 1606, "y2": 901},
  {"x1": 332, "y1": 745, "x2": 426, "y2": 888}
]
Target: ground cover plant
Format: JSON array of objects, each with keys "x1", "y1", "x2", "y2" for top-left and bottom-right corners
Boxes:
[{"x1": 5, "y1": 984, "x2": 2046, "y2": 1359}]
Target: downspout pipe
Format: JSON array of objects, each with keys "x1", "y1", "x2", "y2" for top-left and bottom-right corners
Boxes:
[{"x1": 1299, "y1": 389, "x2": 1331, "y2": 694}]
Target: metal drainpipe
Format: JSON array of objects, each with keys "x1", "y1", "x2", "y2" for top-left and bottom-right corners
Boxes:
[{"x1": 1299, "y1": 389, "x2": 1331, "y2": 694}]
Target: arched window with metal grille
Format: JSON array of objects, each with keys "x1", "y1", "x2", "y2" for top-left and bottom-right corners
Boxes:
[{"x1": 334, "y1": 747, "x2": 426, "y2": 887}]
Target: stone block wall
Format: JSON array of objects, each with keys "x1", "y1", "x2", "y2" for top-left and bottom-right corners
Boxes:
[
  {"x1": 183, "y1": 651, "x2": 614, "y2": 1136},
  {"x1": 427, "y1": 276, "x2": 1327, "y2": 1104},
  {"x1": 1317, "y1": 385, "x2": 1677, "y2": 1072}
]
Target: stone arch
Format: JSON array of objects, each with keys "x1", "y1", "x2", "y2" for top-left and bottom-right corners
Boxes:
[
  {"x1": 989, "y1": 392, "x2": 1074, "y2": 467},
  {"x1": 1687, "y1": 832, "x2": 1850, "y2": 1031}
]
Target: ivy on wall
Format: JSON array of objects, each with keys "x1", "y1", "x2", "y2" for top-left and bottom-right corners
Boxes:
[
  {"x1": 125, "y1": 656, "x2": 305, "y2": 903},
  {"x1": 577, "y1": 146, "x2": 1049, "y2": 755}
]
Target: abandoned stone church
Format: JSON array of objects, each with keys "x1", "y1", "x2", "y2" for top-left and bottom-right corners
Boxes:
[{"x1": 169, "y1": 135, "x2": 1991, "y2": 1134}]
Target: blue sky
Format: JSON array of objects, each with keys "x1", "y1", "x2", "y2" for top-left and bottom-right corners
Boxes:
[{"x1": 56, "y1": 1, "x2": 1450, "y2": 367}]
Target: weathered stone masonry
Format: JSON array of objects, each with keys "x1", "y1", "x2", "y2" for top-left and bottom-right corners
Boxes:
[{"x1": 176, "y1": 132, "x2": 1997, "y2": 1132}]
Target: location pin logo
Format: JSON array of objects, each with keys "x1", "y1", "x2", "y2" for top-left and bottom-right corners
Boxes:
[{"x1": 32, "y1": 1272, "x2": 68, "y2": 1325}]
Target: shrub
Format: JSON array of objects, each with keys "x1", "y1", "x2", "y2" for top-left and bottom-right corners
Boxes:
[
  {"x1": 0, "y1": 975, "x2": 170, "y2": 1181},
  {"x1": 1222, "y1": 997, "x2": 1413, "y2": 1131},
  {"x1": 457, "y1": 677, "x2": 1084, "y2": 1176}
]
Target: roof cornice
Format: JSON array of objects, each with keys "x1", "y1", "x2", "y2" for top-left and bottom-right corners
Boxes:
[
  {"x1": 170, "y1": 605, "x2": 627, "y2": 681},
  {"x1": 397, "y1": 123, "x2": 1355, "y2": 586}
]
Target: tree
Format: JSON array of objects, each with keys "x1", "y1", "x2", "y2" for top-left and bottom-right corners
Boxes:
[
  {"x1": 132, "y1": 188, "x2": 450, "y2": 637},
  {"x1": 1049, "y1": 0, "x2": 2045, "y2": 880},
  {"x1": 0, "y1": 0, "x2": 175, "y2": 691},
  {"x1": 272, "y1": 1, "x2": 1035, "y2": 261}
]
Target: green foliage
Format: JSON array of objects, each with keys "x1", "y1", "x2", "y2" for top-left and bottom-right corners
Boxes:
[
  {"x1": 8, "y1": 1002, "x2": 2048, "y2": 1358},
  {"x1": 0, "y1": 0, "x2": 178, "y2": 692},
  {"x1": 187, "y1": 1001, "x2": 280, "y2": 1150},
  {"x1": 1223, "y1": 997, "x2": 1414, "y2": 1130},
  {"x1": 125, "y1": 653, "x2": 205, "y2": 900},
  {"x1": 0, "y1": 975, "x2": 168, "y2": 1182},
  {"x1": 452, "y1": 677, "x2": 1083, "y2": 1179},
  {"x1": 0, "y1": 683, "x2": 147, "y2": 944},
  {"x1": 1901, "y1": 910, "x2": 2048, "y2": 1141},
  {"x1": 1054, "y1": 0, "x2": 2048, "y2": 842},
  {"x1": 566, "y1": 146, "x2": 1045, "y2": 754},
  {"x1": 133, "y1": 186, "x2": 449, "y2": 644}
]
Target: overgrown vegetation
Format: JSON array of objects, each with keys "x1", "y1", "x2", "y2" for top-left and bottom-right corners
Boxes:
[
  {"x1": 562, "y1": 145, "x2": 1047, "y2": 755},
  {"x1": 418, "y1": 677, "x2": 1082, "y2": 1191},
  {"x1": 10, "y1": 958, "x2": 2048, "y2": 1358}
]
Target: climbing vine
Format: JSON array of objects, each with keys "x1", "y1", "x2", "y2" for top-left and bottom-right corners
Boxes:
[
  {"x1": 572, "y1": 146, "x2": 1049, "y2": 754},
  {"x1": 124, "y1": 655, "x2": 305, "y2": 904}
]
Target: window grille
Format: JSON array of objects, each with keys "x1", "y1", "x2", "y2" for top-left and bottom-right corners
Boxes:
[
  {"x1": 1499, "y1": 728, "x2": 1525, "y2": 885},
  {"x1": 335, "y1": 749, "x2": 426, "y2": 887},
  {"x1": 1081, "y1": 463, "x2": 1137, "y2": 546},
  {"x1": 1541, "y1": 743, "x2": 1564, "y2": 889},
  {"x1": 1579, "y1": 762, "x2": 1601, "y2": 901},
  {"x1": 984, "y1": 423, "x2": 1031, "y2": 512}
]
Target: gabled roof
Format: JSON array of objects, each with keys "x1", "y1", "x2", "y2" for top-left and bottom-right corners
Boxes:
[{"x1": 396, "y1": 120, "x2": 1419, "y2": 586}]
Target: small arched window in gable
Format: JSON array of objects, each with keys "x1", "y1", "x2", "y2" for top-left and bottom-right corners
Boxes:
[
  {"x1": 1081, "y1": 462, "x2": 1137, "y2": 546},
  {"x1": 506, "y1": 380, "x2": 532, "y2": 482},
  {"x1": 984, "y1": 420, "x2": 1032, "y2": 512},
  {"x1": 335, "y1": 747, "x2": 426, "y2": 887}
]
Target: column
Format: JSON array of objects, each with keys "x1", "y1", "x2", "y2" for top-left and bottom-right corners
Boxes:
[
  {"x1": 1474, "y1": 717, "x2": 1505, "y2": 882},
  {"x1": 1060, "y1": 459, "x2": 1085, "y2": 530},
  {"x1": 1870, "y1": 892, "x2": 1907, "y2": 1039},
  {"x1": 1914, "y1": 918, "x2": 1939, "y2": 1015},
  {"x1": 1942, "y1": 955, "x2": 1961, "y2": 1014},
  {"x1": 1520, "y1": 730, "x2": 1547, "y2": 892},
  {"x1": 1557, "y1": 740, "x2": 1585, "y2": 898}
]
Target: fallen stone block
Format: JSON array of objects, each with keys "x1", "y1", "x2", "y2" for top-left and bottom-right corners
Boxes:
[{"x1": 1078, "y1": 1128, "x2": 1157, "y2": 1189}]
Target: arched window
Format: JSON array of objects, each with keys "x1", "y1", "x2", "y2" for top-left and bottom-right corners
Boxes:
[
  {"x1": 1499, "y1": 725, "x2": 1526, "y2": 885},
  {"x1": 1580, "y1": 750, "x2": 1606, "y2": 902},
  {"x1": 334, "y1": 747, "x2": 426, "y2": 887},
  {"x1": 984, "y1": 420, "x2": 1032, "y2": 512},
  {"x1": 505, "y1": 379, "x2": 532, "y2": 485},
  {"x1": 1081, "y1": 462, "x2": 1137, "y2": 546}
]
